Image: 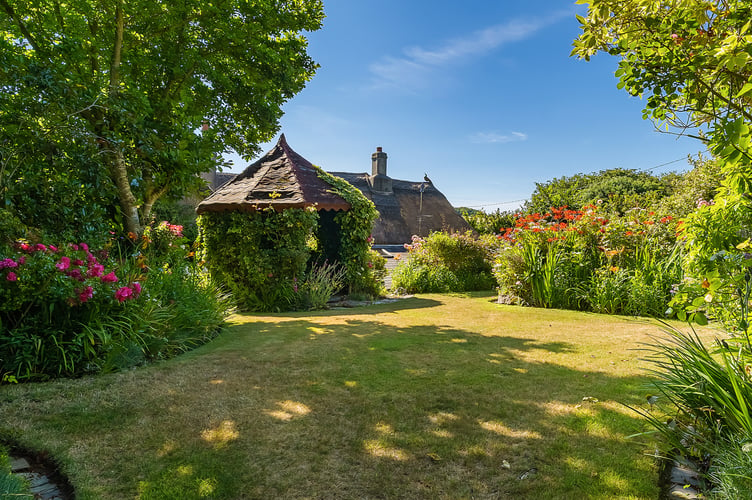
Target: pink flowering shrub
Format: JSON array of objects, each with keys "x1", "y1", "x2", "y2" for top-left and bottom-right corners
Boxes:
[{"x1": 0, "y1": 240, "x2": 144, "y2": 380}]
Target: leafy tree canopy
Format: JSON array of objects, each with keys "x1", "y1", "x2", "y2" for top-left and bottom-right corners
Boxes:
[
  {"x1": 525, "y1": 168, "x2": 670, "y2": 214},
  {"x1": 0, "y1": 0, "x2": 324, "y2": 234}
]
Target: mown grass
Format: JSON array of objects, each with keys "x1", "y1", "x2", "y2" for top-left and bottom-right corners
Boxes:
[{"x1": 0, "y1": 292, "x2": 695, "y2": 499}]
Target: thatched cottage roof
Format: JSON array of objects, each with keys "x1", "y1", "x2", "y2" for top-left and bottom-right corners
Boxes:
[
  {"x1": 330, "y1": 171, "x2": 471, "y2": 245},
  {"x1": 196, "y1": 135, "x2": 350, "y2": 214}
]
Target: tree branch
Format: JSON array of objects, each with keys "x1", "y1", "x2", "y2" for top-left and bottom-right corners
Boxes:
[{"x1": 0, "y1": 0, "x2": 43, "y2": 54}]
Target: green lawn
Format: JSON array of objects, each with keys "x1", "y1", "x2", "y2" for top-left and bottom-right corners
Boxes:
[{"x1": 1, "y1": 293, "x2": 679, "y2": 499}]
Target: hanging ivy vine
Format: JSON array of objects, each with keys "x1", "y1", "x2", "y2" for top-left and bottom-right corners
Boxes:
[{"x1": 314, "y1": 166, "x2": 382, "y2": 296}]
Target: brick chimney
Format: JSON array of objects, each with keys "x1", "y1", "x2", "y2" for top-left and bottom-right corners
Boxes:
[{"x1": 370, "y1": 147, "x2": 392, "y2": 193}]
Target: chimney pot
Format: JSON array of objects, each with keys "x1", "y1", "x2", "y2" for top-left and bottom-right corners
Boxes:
[{"x1": 376, "y1": 147, "x2": 382, "y2": 152}]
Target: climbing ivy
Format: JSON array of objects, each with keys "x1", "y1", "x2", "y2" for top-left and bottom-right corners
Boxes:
[
  {"x1": 314, "y1": 166, "x2": 383, "y2": 297},
  {"x1": 197, "y1": 207, "x2": 319, "y2": 312}
]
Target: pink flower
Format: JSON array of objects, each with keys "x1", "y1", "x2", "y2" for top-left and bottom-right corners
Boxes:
[
  {"x1": 115, "y1": 286, "x2": 133, "y2": 302},
  {"x1": 0, "y1": 258, "x2": 17, "y2": 269},
  {"x1": 87, "y1": 263, "x2": 104, "y2": 278},
  {"x1": 101, "y1": 271, "x2": 118, "y2": 283},
  {"x1": 132, "y1": 282, "x2": 142, "y2": 297},
  {"x1": 79, "y1": 242, "x2": 89, "y2": 252},
  {"x1": 48, "y1": 245, "x2": 58, "y2": 252},
  {"x1": 55, "y1": 256, "x2": 71, "y2": 271},
  {"x1": 70, "y1": 243, "x2": 79, "y2": 251},
  {"x1": 78, "y1": 286, "x2": 94, "y2": 303},
  {"x1": 35, "y1": 244, "x2": 47, "y2": 252},
  {"x1": 86, "y1": 253, "x2": 97, "y2": 264},
  {"x1": 73, "y1": 259, "x2": 84, "y2": 266},
  {"x1": 18, "y1": 256, "x2": 25, "y2": 265},
  {"x1": 6, "y1": 271, "x2": 17, "y2": 281}
]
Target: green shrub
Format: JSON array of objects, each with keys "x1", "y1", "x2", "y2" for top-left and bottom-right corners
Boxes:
[
  {"x1": 392, "y1": 232, "x2": 495, "y2": 294},
  {"x1": 391, "y1": 260, "x2": 460, "y2": 294},
  {"x1": 636, "y1": 325, "x2": 752, "y2": 460},
  {"x1": 460, "y1": 208, "x2": 516, "y2": 235},
  {"x1": 494, "y1": 205, "x2": 681, "y2": 316}
]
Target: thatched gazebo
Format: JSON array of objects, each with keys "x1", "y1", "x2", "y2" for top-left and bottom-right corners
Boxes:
[
  {"x1": 197, "y1": 134, "x2": 354, "y2": 263},
  {"x1": 195, "y1": 136, "x2": 381, "y2": 310}
]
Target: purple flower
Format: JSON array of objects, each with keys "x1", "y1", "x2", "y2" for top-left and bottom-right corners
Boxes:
[
  {"x1": 55, "y1": 256, "x2": 71, "y2": 271},
  {"x1": 0, "y1": 258, "x2": 18, "y2": 269},
  {"x1": 66, "y1": 269, "x2": 85, "y2": 281},
  {"x1": 6, "y1": 271, "x2": 17, "y2": 281}
]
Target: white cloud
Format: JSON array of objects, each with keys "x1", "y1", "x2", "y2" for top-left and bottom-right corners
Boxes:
[
  {"x1": 469, "y1": 131, "x2": 528, "y2": 144},
  {"x1": 368, "y1": 12, "x2": 570, "y2": 92}
]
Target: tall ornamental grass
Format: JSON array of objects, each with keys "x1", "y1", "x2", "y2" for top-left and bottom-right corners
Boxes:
[{"x1": 635, "y1": 272, "x2": 752, "y2": 498}]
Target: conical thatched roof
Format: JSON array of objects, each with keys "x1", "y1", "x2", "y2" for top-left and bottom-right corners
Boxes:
[{"x1": 196, "y1": 135, "x2": 350, "y2": 214}]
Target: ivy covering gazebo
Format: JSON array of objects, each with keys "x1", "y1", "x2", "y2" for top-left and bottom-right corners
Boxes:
[{"x1": 196, "y1": 135, "x2": 382, "y2": 311}]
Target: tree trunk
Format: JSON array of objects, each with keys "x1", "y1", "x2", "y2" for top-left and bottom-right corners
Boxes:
[{"x1": 107, "y1": 150, "x2": 141, "y2": 234}]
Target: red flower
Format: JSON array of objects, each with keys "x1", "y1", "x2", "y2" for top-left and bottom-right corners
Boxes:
[
  {"x1": 78, "y1": 286, "x2": 94, "y2": 303},
  {"x1": 67, "y1": 269, "x2": 85, "y2": 281},
  {"x1": 87, "y1": 263, "x2": 104, "y2": 278}
]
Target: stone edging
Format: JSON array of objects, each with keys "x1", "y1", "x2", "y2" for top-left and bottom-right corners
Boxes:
[{"x1": 9, "y1": 449, "x2": 73, "y2": 500}]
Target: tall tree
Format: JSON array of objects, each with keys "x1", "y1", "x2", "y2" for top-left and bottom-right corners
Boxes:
[{"x1": 0, "y1": 0, "x2": 324, "y2": 234}]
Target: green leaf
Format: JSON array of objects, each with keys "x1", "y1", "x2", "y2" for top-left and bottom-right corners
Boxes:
[
  {"x1": 736, "y1": 82, "x2": 752, "y2": 98},
  {"x1": 693, "y1": 311, "x2": 708, "y2": 326}
]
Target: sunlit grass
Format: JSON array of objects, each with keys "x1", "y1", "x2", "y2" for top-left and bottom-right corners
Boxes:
[{"x1": 0, "y1": 292, "x2": 702, "y2": 499}]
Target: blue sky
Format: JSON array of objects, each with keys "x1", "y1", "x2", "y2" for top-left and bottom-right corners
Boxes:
[{"x1": 226, "y1": 0, "x2": 706, "y2": 210}]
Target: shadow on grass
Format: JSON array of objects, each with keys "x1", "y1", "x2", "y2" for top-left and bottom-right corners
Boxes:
[{"x1": 0, "y1": 305, "x2": 660, "y2": 499}]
